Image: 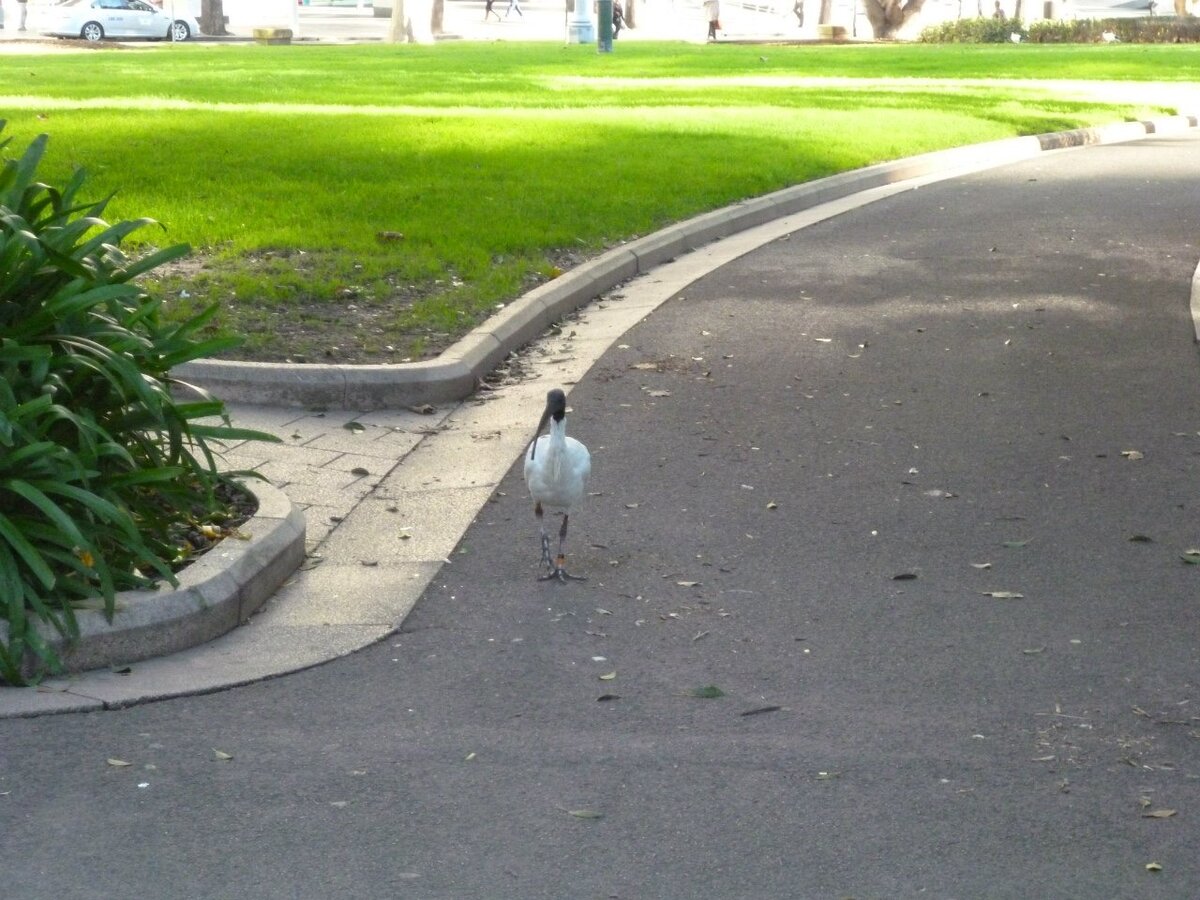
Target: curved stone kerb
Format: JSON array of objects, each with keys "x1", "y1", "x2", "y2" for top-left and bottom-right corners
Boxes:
[{"x1": 1, "y1": 480, "x2": 305, "y2": 682}]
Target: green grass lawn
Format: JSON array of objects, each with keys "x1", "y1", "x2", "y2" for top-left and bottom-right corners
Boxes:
[{"x1": 1, "y1": 41, "x2": 1195, "y2": 363}]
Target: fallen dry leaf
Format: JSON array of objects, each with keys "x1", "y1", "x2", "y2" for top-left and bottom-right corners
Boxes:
[
  {"x1": 980, "y1": 591, "x2": 1025, "y2": 599},
  {"x1": 106, "y1": 758, "x2": 133, "y2": 768},
  {"x1": 740, "y1": 706, "x2": 782, "y2": 717},
  {"x1": 1142, "y1": 809, "x2": 1177, "y2": 819}
]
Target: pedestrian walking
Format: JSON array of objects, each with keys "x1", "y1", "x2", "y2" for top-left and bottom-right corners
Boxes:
[
  {"x1": 17, "y1": 0, "x2": 28, "y2": 30},
  {"x1": 505, "y1": 0, "x2": 523, "y2": 17},
  {"x1": 612, "y1": 0, "x2": 624, "y2": 37},
  {"x1": 484, "y1": 0, "x2": 500, "y2": 21},
  {"x1": 704, "y1": 0, "x2": 720, "y2": 40}
]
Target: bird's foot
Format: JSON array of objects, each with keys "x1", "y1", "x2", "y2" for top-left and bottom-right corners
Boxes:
[
  {"x1": 538, "y1": 567, "x2": 587, "y2": 583},
  {"x1": 538, "y1": 533, "x2": 554, "y2": 571},
  {"x1": 537, "y1": 555, "x2": 586, "y2": 582}
]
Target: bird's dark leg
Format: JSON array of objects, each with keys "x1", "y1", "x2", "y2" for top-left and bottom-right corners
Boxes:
[
  {"x1": 535, "y1": 502, "x2": 553, "y2": 574},
  {"x1": 539, "y1": 512, "x2": 586, "y2": 582}
]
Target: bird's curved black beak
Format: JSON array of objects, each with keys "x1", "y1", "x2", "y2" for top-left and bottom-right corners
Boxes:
[{"x1": 529, "y1": 407, "x2": 551, "y2": 461}]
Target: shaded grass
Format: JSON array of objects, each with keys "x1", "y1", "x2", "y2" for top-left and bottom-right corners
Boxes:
[{"x1": 0, "y1": 42, "x2": 1184, "y2": 361}]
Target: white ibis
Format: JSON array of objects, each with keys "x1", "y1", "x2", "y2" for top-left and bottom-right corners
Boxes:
[{"x1": 523, "y1": 388, "x2": 591, "y2": 582}]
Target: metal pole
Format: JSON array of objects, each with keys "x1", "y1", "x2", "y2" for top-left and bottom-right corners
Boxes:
[{"x1": 597, "y1": 0, "x2": 613, "y2": 51}]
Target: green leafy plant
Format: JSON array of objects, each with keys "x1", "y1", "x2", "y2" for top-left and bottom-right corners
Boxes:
[
  {"x1": 0, "y1": 124, "x2": 275, "y2": 685},
  {"x1": 922, "y1": 16, "x2": 1200, "y2": 44},
  {"x1": 1025, "y1": 17, "x2": 1200, "y2": 44},
  {"x1": 919, "y1": 17, "x2": 1028, "y2": 43}
]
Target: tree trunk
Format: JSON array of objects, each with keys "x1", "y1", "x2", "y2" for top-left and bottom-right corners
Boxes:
[
  {"x1": 624, "y1": 0, "x2": 636, "y2": 28},
  {"x1": 389, "y1": 0, "x2": 412, "y2": 41},
  {"x1": 199, "y1": 0, "x2": 227, "y2": 35},
  {"x1": 818, "y1": 0, "x2": 833, "y2": 23},
  {"x1": 862, "y1": 0, "x2": 926, "y2": 37},
  {"x1": 431, "y1": 0, "x2": 444, "y2": 33}
]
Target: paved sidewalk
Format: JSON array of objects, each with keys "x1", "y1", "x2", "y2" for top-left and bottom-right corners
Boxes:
[{"x1": 1, "y1": 130, "x2": 1198, "y2": 898}]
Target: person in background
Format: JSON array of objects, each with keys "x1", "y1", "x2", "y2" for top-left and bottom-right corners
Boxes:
[
  {"x1": 612, "y1": 0, "x2": 624, "y2": 37},
  {"x1": 484, "y1": 0, "x2": 500, "y2": 21},
  {"x1": 704, "y1": 0, "x2": 720, "y2": 40}
]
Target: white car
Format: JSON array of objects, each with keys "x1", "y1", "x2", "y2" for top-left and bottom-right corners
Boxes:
[{"x1": 44, "y1": 0, "x2": 200, "y2": 42}]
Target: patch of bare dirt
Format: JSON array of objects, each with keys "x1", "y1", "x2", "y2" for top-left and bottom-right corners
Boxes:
[{"x1": 147, "y1": 244, "x2": 605, "y2": 365}]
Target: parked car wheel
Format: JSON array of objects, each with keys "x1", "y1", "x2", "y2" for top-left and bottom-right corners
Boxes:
[
  {"x1": 81, "y1": 21, "x2": 105, "y2": 41},
  {"x1": 170, "y1": 19, "x2": 191, "y2": 40}
]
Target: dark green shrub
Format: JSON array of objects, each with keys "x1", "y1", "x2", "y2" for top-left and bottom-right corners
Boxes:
[
  {"x1": 0, "y1": 125, "x2": 276, "y2": 685},
  {"x1": 919, "y1": 16, "x2": 1028, "y2": 42},
  {"x1": 923, "y1": 14, "x2": 1200, "y2": 43}
]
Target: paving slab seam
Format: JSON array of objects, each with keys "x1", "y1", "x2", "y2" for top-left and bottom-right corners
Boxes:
[{"x1": 3, "y1": 115, "x2": 1197, "y2": 719}]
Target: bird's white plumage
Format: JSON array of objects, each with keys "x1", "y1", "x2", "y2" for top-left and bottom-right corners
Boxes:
[
  {"x1": 524, "y1": 388, "x2": 591, "y2": 580},
  {"x1": 524, "y1": 418, "x2": 590, "y2": 511}
]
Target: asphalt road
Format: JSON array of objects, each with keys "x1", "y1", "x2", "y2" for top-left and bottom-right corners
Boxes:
[{"x1": 2, "y1": 133, "x2": 1199, "y2": 899}]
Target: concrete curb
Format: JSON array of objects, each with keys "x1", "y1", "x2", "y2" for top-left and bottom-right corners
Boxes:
[
  {"x1": 2, "y1": 480, "x2": 305, "y2": 689},
  {"x1": 175, "y1": 114, "x2": 1200, "y2": 411}
]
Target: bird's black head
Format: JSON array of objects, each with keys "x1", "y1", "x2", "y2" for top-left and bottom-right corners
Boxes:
[
  {"x1": 546, "y1": 388, "x2": 567, "y2": 422},
  {"x1": 529, "y1": 388, "x2": 569, "y2": 461}
]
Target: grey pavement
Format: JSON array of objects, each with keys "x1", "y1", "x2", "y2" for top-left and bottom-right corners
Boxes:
[{"x1": 2, "y1": 130, "x2": 1200, "y2": 897}]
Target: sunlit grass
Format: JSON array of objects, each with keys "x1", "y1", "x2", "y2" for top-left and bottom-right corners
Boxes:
[{"x1": 0, "y1": 41, "x2": 1188, "y2": 362}]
